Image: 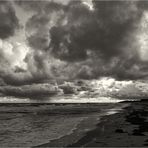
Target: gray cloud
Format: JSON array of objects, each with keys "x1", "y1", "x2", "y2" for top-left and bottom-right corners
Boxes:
[
  {"x1": 48, "y1": 1, "x2": 148, "y2": 80},
  {"x1": 0, "y1": 1, "x2": 19, "y2": 39},
  {"x1": 49, "y1": 1, "x2": 140, "y2": 60},
  {"x1": 0, "y1": 83, "x2": 62, "y2": 99},
  {"x1": 1, "y1": 0, "x2": 148, "y2": 90}
]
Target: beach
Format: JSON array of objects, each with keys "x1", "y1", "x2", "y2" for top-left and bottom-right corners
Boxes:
[
  {"x1": 0, "y1": 101, "x2": 147, "y2": 147},
  {"x1": 37, "y1": 101, "x2": 148, "y2": 147},
  {"x1": 0, "y1": 102, "x2": 127, "y2": 147},
  {"x1": 1, "y1": 0, "x2": 148, "y2": 147}
]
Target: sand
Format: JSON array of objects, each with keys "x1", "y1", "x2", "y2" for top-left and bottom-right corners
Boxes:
[
  {"x1": 36, "y1": 101, "x2": 148, "y2": 147},
  {"x1": 0, "y1": 103, "x2": 122, "y2": 147}
]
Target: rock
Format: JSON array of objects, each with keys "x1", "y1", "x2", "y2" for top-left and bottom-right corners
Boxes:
[{"x1": 115, "y1": 129, "x2": 124, "y2": 133}]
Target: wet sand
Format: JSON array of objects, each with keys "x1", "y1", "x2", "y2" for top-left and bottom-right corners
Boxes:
[
  {"x1": 36, "y1": 101, "x2": 148, "y2": 147},
  {"x1": 0, "y1": 103, "x2": 124, "y2": 147}
]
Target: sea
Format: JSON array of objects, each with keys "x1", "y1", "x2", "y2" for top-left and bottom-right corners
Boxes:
[{"x1": 0, "y1": 96, "x2": 131, "y2": 147}]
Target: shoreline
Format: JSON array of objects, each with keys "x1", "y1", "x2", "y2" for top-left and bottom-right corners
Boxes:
[
  {"x1": 36, "y1": 101, "x2": 148, "y2": 147},
  {"x1": 35, "y1": 114, "x2": 102, "y2": 147},
  {"x1": 70, "y1": 101, "x2": 148, "y2": 147},
  {"x1": 35, "y1": 103, "x2": 129, "y2": 147}
]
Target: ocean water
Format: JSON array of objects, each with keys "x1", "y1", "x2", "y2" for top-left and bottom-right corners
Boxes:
[
  {"x1": 0, "y1": 103, "x2": 129, "y2": 147},
  {"x1": 0, "y1": 95, "x2": 124, "y2": 103}
]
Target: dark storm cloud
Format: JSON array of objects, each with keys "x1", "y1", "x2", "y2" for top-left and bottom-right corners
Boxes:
[
  {"x1": 50, "y1": 1, "x2": 95, "y2": 61},
  {"x1": 1, "y1": 0, "x2": 148, "y2": 100},
  {"x1": 16, "y1": 0, "x2": 148, "y2": 81},
  {"x1": 25, "y1": 1, "x2": 64, "y2": 50},
  {"x1": 48, "y1": 0, "x2": 148, "y2": 80},
  {"x1": 0, "y1": 83, "x2": 62, "y2": 99},
  {"x1": 49, "y1": 1, "x2": 141, "y2": 61},
  {"x1": 0, "y1": 1, "x2": 19, "y2": 39},
  {"x1": 1, "y1": 0, "x2": 148, "y2": 90},
  {"x1": 15, "y1": 0, "x2": 48, "y2": 12},
  {"x1": 15, "y1": 0, "x2": 70, "y2": 11},
  {"x1": 14, "y1": 0, "x2": 66, "y2": 52}
]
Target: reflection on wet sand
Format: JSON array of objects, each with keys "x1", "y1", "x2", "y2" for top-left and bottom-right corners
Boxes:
[{"x1": 67, "y1": 101, "x2": 148, "y2": 147}]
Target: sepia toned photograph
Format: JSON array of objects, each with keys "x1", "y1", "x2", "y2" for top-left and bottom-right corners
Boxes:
[{"x1": 0, "y1": 0, "x2": 148, "y2": 147}]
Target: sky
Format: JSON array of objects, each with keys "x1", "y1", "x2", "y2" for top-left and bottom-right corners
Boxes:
[{"x1": 1, "y1": 0, "x2": 148, "y2": 100}]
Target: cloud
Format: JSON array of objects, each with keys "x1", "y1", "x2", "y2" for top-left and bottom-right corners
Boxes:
[
  {"x1": 1, "y1": 0, "x2": 148, "y2": 89},
  {"x1": 1, "y1": 76, "x2": 148, "y2": 99},
  {"x1": 48, "y1": 1, "x2": 140, "y2": 61},
  {"x1": 0, "y1": 39, "x2": 67, "y2": 85},
  {"x1": 25, "y1": 2, "x2": 64, "y2": 51},
  {"x1": 0, "y1": 39, "x2": 32, "y2": 85},
  {"x1": 0, "y1": 77, "x2": 134, "y2": 99},
  {"x1": 14, "y1": 0, "x2": 71, "y2": 51},
  {"x1": 15, "y1": 0, "x2": 70, "y2": 12},
  {"x1": 0, "y1": 1, "x2": 19, "y2": 39},
  {"x1": 43, "y1": 0, "x2": 148, "y2": 80},
  {"x1": 0, "y1": 83, "x2": 63, "y2": 99}
]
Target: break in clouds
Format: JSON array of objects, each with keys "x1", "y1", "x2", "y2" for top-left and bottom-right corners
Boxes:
[{"x1": 1, "y1": 0, "x2": 148, "y2": 99}]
